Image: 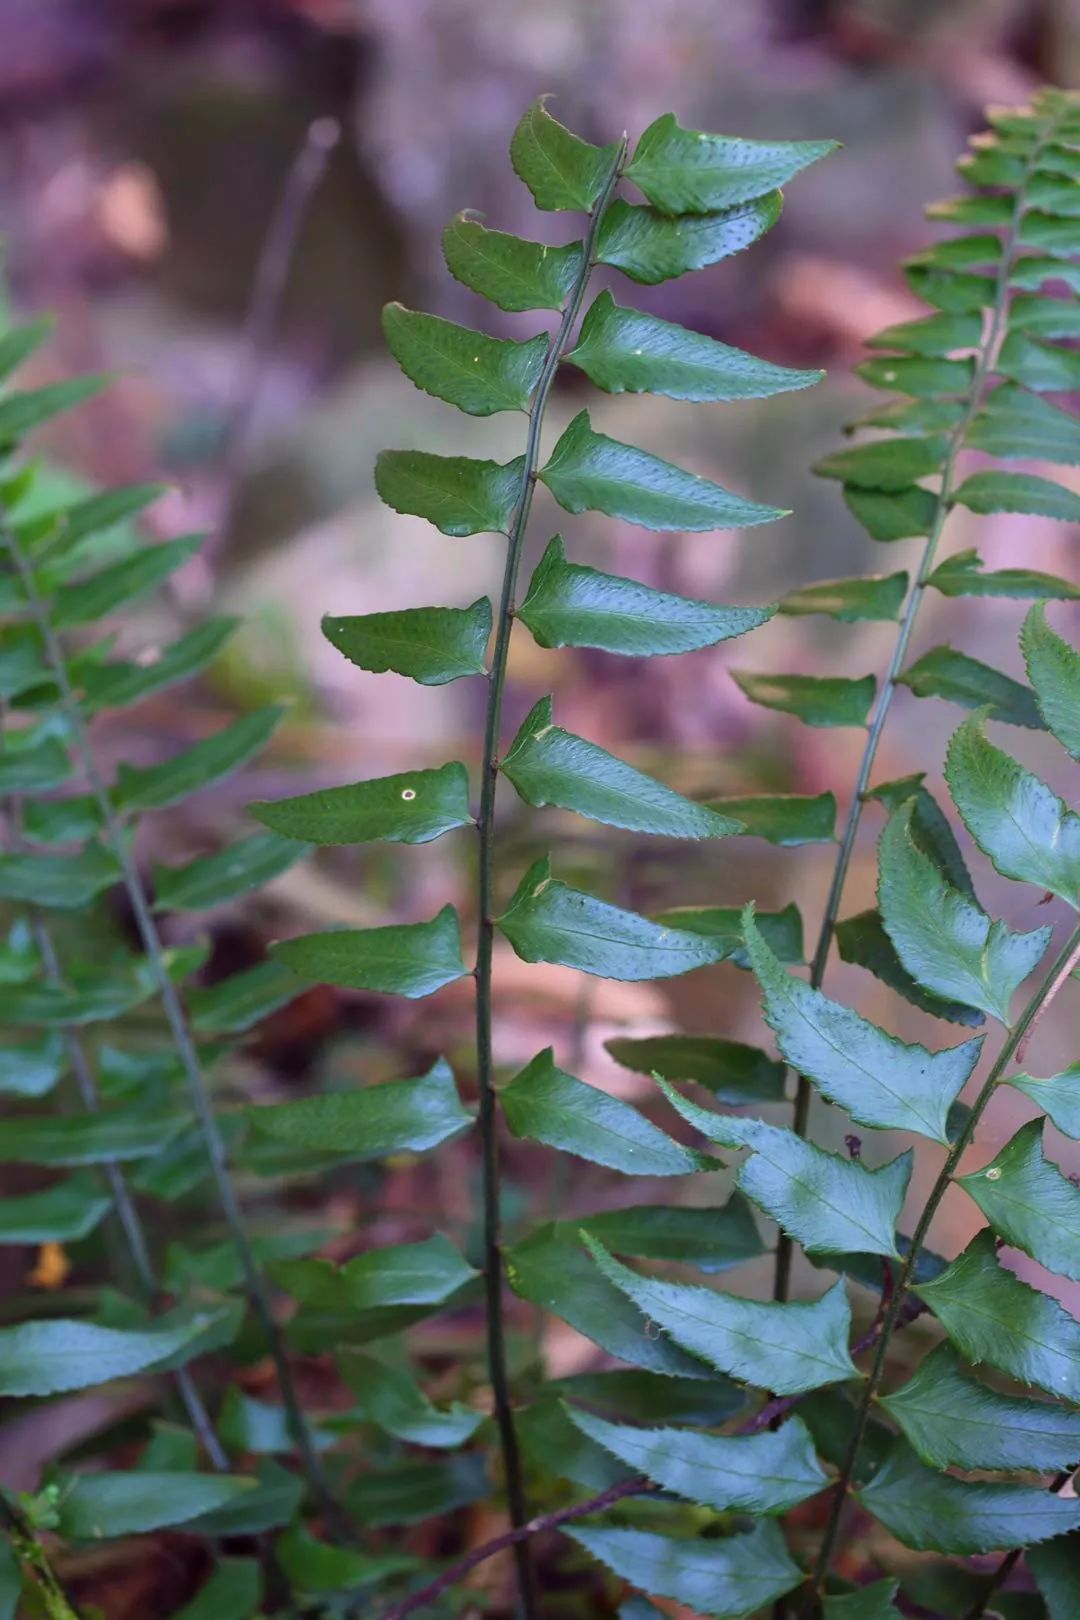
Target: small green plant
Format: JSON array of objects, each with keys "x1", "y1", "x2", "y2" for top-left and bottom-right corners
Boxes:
[{"x1": 1, "y1": 85, "x2": 1078, "y2": 1620}]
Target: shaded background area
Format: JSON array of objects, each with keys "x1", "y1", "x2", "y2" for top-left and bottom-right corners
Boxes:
[{"x1": 0, "y1": 3, "x2": 1078, "y2": 1612}]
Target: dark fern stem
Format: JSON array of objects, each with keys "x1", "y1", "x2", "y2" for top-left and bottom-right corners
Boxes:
[{"x1": 471, "y1": 139, "x2": 626, "y2": 1615}]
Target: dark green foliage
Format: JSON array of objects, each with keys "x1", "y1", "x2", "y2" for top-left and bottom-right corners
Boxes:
[
  {"x1": 881, "y1": 1341, "x2": 1080, "y2": 1471},
  {"x1": 588, "y1": 1235, "x2": 858, "y2": 1392},
  {"x1": 2, "y1": 82, "x2": 1078, "y2": 1620},
  {"x1": 518, "y1": 534, "x2": 772, "y2": 654},
  {"x1": 496, "y1": 855, "x2": 733, "y2": 980},
  {"x1": 501, "y1": 1048, "x2": 715, "y2": 1174},
  {"x1": 501, "y1": 695, "x2": 741, "y2": 837},
  {"x1": 539, "y1": 410, "x2": 785, "y2": 529}
]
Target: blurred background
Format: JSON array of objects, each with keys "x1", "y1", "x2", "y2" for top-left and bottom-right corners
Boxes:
[{"x1": 1, "y1": 0, "x2": 1078, "y2": 1548}]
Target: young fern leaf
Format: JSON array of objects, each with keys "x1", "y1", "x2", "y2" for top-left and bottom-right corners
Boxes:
[{"x1": 253, "y1": 94, "x2": 833, "y2": 1614}]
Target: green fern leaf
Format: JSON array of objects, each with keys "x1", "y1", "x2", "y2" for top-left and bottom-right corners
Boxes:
[
  {"x1": 539, "y1": 410, "x2": 784, "y2": 529},
  {"x1": 878, "y1": 799, "x2": 1051, "y2": 1023},
  {"x1": 1021, "y1": 604, "x2": 1080, "y2": 758}
]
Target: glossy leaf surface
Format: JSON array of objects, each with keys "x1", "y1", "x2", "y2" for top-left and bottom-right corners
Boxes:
[
  {"x1": 952, "y1": 470, "x2": 1080, "y2": 522},
  {"x1": 625, "y1": 114, "x2": 835, "y2": 212},
  {"x1": 732, "y1": 671, "x2": 875, "y2": 727},
  {"x1": 588, "y1": 1236, "x2": 857, "y2": 1393},
  {"x1": 273, "y1": 906, "x2": 466, "y2": 998},
  {"x1": 662, "y1": 1085, "x2": 911, "y2": 1258},
  {"x1": 835, "y1": 908, "x2": 983, "y2": 1026},
  {"x1": 338, "y1": 1352, "x2": 485, "y2": 1448},
  {"x1": 251, "y1": 1060, "x2": 472, "y2": 1157},
  {"x1": 958, "y1": 1118, "x2": 1080, "y2": 1281},
  {"x1": 497, "y1": 856, "x2": 729, "y2": 980},
  {"x1": 881, "y1": 1341, "x2": 1080, "y2": 1472},
  {"x1": 382, "y1": 302, "x2": 547, "y2": 415},
  {"x1": 322, "y1": 598, "x2": 491, "y2": 686},
  {"x1": 1022, "y1": 604, "x2": 1080, "y2": 758},
  {"x1": 518, "y1": 535, "x2": 770, "y2": 656},
  {"x1": 569, "y1": 1521, "x2": 802, "y2": 1618},
  {"x1": 1006, "y1": 1063, "x2": 1080, "y2": 1138},
  {"x1": 510, "y1": 98, "x2": 621, "y2": 212},
  {"x1": 0, "y1": 1176, "x2": 111, "y2": 1244},
  {"x1": 634, "y1": 902, "x2": 803, "y2": 967},
  {"x1": 899, "y1": 645, "x2": 1044, "y2": 729},
  {"x1": 374, "y1": 449, "x2": 523, "y2": 537},
  {"x1": 540, "y1": 411, "x2": 784, "y2": 530},
  {"x1": 567, "y1": 291, "x2": 821, "y2": 401},
  {"x1": 567, "y1": 1194, "x2": 763, "y2": 1271},
  {"x1": 857, "y1": 1442, "x2": 1080, "y2": 1554},
  {"x1": 710, "y1": 794, "x2": 835, "y2": 846},
  {"x1": 844, "y1": 485, "x2": 938, "y2": 542},
  {"x1": 501, "y1": 1047, "x2": 713, "y2": 1175},
  {"x1": 0, "y1": 1312, "x2": 227, "y2": 1396},
  {"x1": 868, "y1": 310, "x2": 982, "y2": 353},
  {"x1": 946, "y1": 711, "x2": 1080, "y2": 906},
  {"x1": 878, "y1": 801, "x2": 1051, "y2": 1024},
  {"x1": 814, "y1": 437, "x2": 946, "y2": 489},
  {"x1": 502, "y1": 696, "x2": 740, "y2": 838},
  {"x1": 778, "y1": 573, "x2": 907, "y2": 622},
  {"x1": 252, "y1": 762, "x2": 472, "y2": 847},
  {"x1": 914, "y1": 1229, "x2": 1080, "y2": 1401},
  {"x1": 596, "y1": 194, "x2": 783, "y2": 285},
  {"x1": 442, "y1": 215, "x2": 584, "y2": 312},
  {"x1": 745, "y1": 909, "x2": 980, "y2": 1141},
  {"x1": 568, "y1": 1407, "x2": 827, "y2": 1514},
  {"x1": 966, "y1": 383, "x2": 1080, "y2": 465},
  {"x1": 274, "y1": 1235, "x2": 475, "y2": 1313},
  {"x1": 0, "y1": 1110, "x2": 183, "y2": 1167},
  {"x1": 0, "y1": 843, "x2": 118, "y2": 909},
  {"x1": 606, "y1": 1032, "x2": 787, "y2": 1105},
  {"x1": 506, "y1": 1226, "x2": 707, "y2": 1378},
  {"x1": 58, "y1": 1473, "x2": 253, "y2": 1540},
  {"x1": 928, "y1": 549, "x2": 1079, "y2": 600}
]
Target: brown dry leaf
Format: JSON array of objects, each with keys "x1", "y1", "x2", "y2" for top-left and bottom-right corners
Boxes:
[{"x1": 27, "y1": 1241, "x2": 71, "y2": 1290}]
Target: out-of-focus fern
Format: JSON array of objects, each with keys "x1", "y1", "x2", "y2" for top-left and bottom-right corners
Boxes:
[{"x1": 0, "y1": 326, "x2": 345, "y2": 1592}]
